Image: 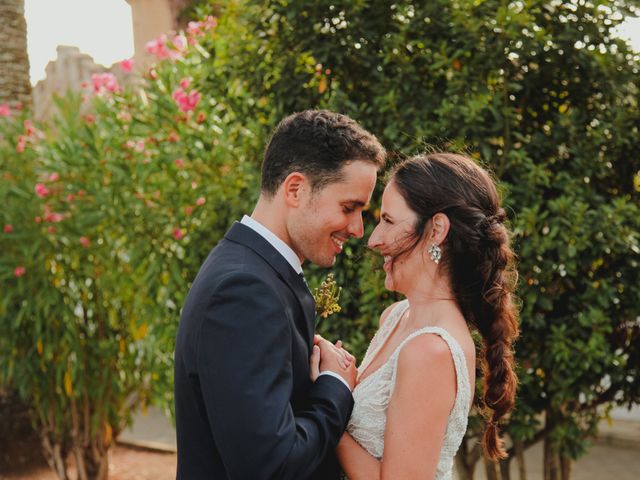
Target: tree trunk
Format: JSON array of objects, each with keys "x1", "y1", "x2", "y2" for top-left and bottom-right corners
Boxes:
[
  {"x1": 82, "y1": 447, "x2": 109, "y2": 480},
  {"x1": 560, "y1": 455, "x2": 572, "y2": 480},
  {"x1": 514, "y1": 440, "x2": 526, "y2": 480},
  {"x1": 70, "y1": 396, "x2": 112, "y2": 480},
  {"x1": 0, "y1": 0, "x2": 32, "y2": 110},
  {"x1": 39, "y1": 403, "x2": 71, "y2": 480},
  {"x1": 41, "y1": 433, "x2": 69, "y2": 480},
  {"x1": 484, "y1": 457, "x2": 502, "y2": 480},
  {"x1": 456, "y1": 455, "x2": 473, "y2": 480},
  {"x1": 543, "y1": 436, "x2": 561, "y2": 480},
  {"x1": 455, "y1": 437, "x2": 482, "y2": 480},
  {"x1": 499, "y1": 456, "x2": 511, "y2": 480}
]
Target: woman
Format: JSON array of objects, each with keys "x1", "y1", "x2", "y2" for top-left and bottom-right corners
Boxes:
[{"x1": 337, "y1": 153, "x2": 519, "y2": 479}]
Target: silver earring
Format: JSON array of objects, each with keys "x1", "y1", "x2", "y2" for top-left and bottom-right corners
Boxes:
[{"x1": 428, "y1": 244, "x2": 442, "y2": 264}]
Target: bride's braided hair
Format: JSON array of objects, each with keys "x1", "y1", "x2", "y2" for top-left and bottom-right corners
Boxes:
[{"x1": 392, "y1": 153, "x2": 519, "y2": 460}]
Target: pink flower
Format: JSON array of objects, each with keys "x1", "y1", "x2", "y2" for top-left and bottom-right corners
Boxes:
[
  {"x1": 196, "y1": 196, "x2": 205, "y2": 206},
  {"x1": 184, "y1": 205, "x2": 194, "y2": 216},
  {"x1": 47, "y1": 226, "x2": 56, "y2": 234},
  {"x1": 172, "y1": 87, "x2": 201, "y2": 112},
  {"x1": 35, "y1": 183, "x2": 50, "y2": 198},
  {"x1": 0, "y1": 104, "x2": 11, "y2": 117},
  {"x1": 175, "y1": 158, "x2": 185, "y2": 168},
  {"x1": 44, "y1": 212, "x2": 65, "y2": 223},
  {"x1": 203, "y1": 16, "x2": 217, "y2": 30},
  {"x1": 66, "y1": 194, "x2": 76, "y2": 202},
  {"x1": 48, "y1": 172, "x2": 60, "y2": 182},
  {"x1": 146, "y1": 35, "x2": 170, "y2": 59},
  {"x1": 172, "y1": 88, "x2": 183, "y2": 102},
  {"x1": 173, "y1": 228, "x2": 185, "y2": 240},
  {"x1": 79, "y1": 236, "x2": 90, "y2": 248},
  {"x1": 34, "y1": 216, "x2": 42, "y2": 223},
  {"x1": 3, "y1": 224, "x2": 13, "y2": 233},
  {"x1": 16, "y1": 135, "x2": 26, "y2": 153},
  {"x1": 14, "y1": 266, "x2": 26, "y2": 277},
  {"x1": 24, "y1": 120, "x2": 35, "y2": 136},
  {"x1": 91, "y1": 73, "x2": 120, "y2": 95},
  {"x1": 191, "y1": 181, "x2": 198, "y2": 189},
  {"x1": 120, "y1": 58, "x2": 135, "y2": 73},
  {"x1": 126, "y1": 139, "x2": 145, "y2": 152},
  {"x1": 187, "y1": 21, "x2": 203, "y2": 38},
  {"x1": 172, "y1": 34, "x2": 187, "y2": 52},
  {"x1": 179, "y1": 78, "x2": 191, "y2": 89}
]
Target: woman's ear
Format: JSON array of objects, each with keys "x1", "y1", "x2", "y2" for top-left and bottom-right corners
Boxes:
[
  {"x1": 430, "y1": 212, "x2": 450, "y2": 244},
  {"x1": 281, "y1": 172, "x2": 308, "y2": 207}
]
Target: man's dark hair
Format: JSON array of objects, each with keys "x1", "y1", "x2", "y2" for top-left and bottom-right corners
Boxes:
[{"x1": 261, "y1": 110, "x2": 386, "y2": 195}]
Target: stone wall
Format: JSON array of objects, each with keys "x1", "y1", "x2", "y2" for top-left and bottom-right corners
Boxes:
[
  {"x1": 32, "y1": 46, "x2": 135, "y2": 120},
  {"x1": 29, "y1": 0, "x2": 186, "y2": 119},
  {"x1": 0, "y1": 0, "x2": 32, "y2": 109}
]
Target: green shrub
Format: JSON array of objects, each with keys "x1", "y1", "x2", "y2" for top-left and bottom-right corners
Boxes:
[{"x1": 196, "y1": 1, "x2": 640, "y2": 477}]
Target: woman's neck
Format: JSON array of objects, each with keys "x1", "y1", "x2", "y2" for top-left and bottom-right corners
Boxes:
[{"x1": 402, "y1": 276, "x2": 458, "y2": 329}]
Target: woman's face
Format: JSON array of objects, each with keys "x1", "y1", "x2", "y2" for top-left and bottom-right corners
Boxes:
[{"x1": 368, "y1": 181, "x2": 427, "y2": 292}]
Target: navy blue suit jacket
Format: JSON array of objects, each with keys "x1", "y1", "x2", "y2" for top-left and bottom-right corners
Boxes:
[{"x1": 174, "y1": 222, "x2": 354, "y2": 479}]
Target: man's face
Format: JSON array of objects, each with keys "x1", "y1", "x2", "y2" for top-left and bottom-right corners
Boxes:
[{"x1": 289, "y1": 160, "x2": 378, "y2": 267}]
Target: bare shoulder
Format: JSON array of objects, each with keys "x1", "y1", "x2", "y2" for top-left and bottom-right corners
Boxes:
[
  {"x1": 397, "y1": 333, "x2": 454, "y2": 374},
  {"x1": 394, "y1": 333, "x2": 457, "y2": 410},
  {"x1": 379, "y1": 301, "x2": 405, "y2": 327}
]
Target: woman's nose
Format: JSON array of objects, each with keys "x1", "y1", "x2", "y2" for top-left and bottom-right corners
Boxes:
[{"x1": 367, "y1": 223, "x2": 382, "y2": 249}]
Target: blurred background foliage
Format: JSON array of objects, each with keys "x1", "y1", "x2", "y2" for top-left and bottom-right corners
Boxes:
[{"x1": 1, "y1": 1, "x2": 639, "y2": 479}]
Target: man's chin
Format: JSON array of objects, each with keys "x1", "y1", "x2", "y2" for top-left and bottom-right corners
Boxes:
[{"x1": 308, "y1": 254, "x2": 337, "y2": 268}]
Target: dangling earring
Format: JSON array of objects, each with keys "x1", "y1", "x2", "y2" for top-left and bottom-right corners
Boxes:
[{"x1": 428, "y1": 244, "x2": 442, "y2": 264}]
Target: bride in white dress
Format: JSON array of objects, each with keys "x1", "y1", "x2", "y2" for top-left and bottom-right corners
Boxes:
[{"x1": 336, "y1": 153, "x2": 519, "y2": 479}]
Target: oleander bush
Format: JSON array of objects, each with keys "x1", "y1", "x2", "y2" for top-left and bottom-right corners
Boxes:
[
  {"x1": 0, "y1": 18, "x2": 260, "y2": 479},
  {"x1": 2, "y1": 1, "x2": 640, "y2": 479}
]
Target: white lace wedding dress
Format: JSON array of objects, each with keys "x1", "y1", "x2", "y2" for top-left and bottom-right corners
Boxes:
[{"x1": 346, "y1": 300, "x2": 472, "y2": 479}]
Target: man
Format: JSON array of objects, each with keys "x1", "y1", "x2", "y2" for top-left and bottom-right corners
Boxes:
[{"x1": 174, "y1": 109, "x2": 386, "y2": 479}]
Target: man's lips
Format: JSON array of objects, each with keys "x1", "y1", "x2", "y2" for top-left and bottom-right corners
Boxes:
[{"x1": 331, "y1": 234, "x2": 346, "y2": 252}]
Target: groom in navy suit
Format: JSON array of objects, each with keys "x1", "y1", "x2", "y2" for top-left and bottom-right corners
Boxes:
[{"x1": 174, "y1": 110, "x2": 386, "y2": 479}]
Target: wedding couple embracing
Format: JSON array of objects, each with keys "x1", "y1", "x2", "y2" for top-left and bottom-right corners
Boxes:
[{"x1": 173, "y1": 110, "x2": 519, "y2": 479}]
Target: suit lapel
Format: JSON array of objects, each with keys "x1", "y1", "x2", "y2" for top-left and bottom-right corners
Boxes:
[{"x1": 225, "y1": 222, "x2": 316, "y2": 339}]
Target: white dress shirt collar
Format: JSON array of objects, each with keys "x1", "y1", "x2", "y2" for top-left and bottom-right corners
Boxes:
[{"x1": 241, "y1": 215, "x2": 303, "y2": 274}]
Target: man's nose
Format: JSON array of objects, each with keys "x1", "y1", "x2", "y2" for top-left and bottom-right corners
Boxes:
[{"x1": 348, "y1": 215, "x2": 365, "y2": 239}]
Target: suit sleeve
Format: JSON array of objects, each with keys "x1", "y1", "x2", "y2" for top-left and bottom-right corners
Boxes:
[{"x1": 196, "y1": 272, "x2": 353, "y2": 480}]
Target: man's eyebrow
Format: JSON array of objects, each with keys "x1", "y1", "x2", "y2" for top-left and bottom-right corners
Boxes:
[{"x1": 342, "y1": 200, "x2": 367, "y2": 207}]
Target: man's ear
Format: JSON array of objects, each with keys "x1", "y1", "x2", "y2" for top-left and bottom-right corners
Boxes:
[
  {"x1": 282, "y1": 172, "x2": 308, "y2": 207},
  {"x1": 430, "y1": 212, "x2": 450, "y2": 244}
]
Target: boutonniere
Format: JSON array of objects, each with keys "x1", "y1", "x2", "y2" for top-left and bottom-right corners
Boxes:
[{"x1": 313, "y1": 273, "x2": 342, "y2": 320}]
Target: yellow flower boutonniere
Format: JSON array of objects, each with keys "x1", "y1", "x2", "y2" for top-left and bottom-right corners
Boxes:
[{"x1": 313, "y1": 273, "x2": 342, "y2": 319}]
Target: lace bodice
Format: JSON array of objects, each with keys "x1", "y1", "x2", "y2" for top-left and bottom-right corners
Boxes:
[{"x1": 346, "y1": 300, "x2": 471, "y2": 479}]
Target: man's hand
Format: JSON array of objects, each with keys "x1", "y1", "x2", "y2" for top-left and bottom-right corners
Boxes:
[{"x1": 309, "y1": 335, "x2": 357, "y2": 390}]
